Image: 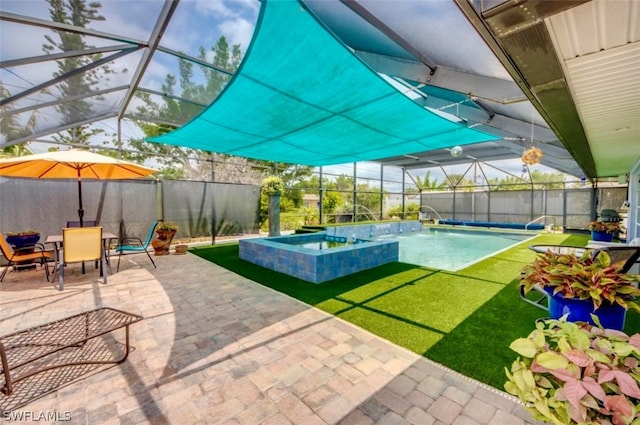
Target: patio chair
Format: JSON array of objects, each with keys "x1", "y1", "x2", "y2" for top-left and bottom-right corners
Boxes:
[
  {"x1": 520, "y1": 244, "x2": 640, "y2": 310},
  {"x1": 115, "y1": 221, "x2": 158, "y2": 272},
  {"x1": 0, "y1": 232, "x2": 52, "y2": 282},
  {"x1": 57, "y1": 226, "x2": 106, "y2": 290},
  {"x1": 66, "y1": 220, "x2": 97, "y2": 227},
  {"x1": 65, "y1": 220, "x2": 99, "y2": 271}
]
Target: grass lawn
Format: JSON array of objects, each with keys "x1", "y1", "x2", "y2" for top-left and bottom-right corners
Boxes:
[{"x1": 190, "y1": 231, "x2": 640, "y2": 390}]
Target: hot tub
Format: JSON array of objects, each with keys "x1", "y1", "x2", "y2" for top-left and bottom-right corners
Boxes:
[{"x1": 239, "y1": 232, "x2": 399, "y2": 284}]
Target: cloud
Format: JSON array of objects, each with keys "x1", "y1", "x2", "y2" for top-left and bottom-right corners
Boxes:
[
  {"x1": 219, "y1": 17, "x2": 256, "y2": 50},
  {"x1": 194, "y1": 0, "x2": 236, "y2": 19},
  {"x1": 188, "y1": 0, "x2": 259, "y2": 51},
  {"x1": 194, "y1": 0, "x2": 259, "y2": 19}
]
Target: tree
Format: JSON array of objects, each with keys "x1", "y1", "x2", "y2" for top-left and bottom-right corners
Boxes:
[
  {"x1": 445, "y1": 174, "x2": 475, "y2": 190},
  {"x1": 334, "y1": 174, "x2": 354, "y2": 192},
  {"x1": 0, "y1": 83, "x2": 35, "y2": 157},
  {"x1": 386, "y1": 203, "x2": 420, "y2": 219},
  {"x1": 43, "y1": 0, "x2": 118, "y2": 145},
  {"x1": 131, "y1": 36, "x2": 270, "y2": 183},
  {"x1": 322, "y1": 191, "x2": 344, "y2": 213},
  {"x1": 492, "y1": 170, "x2": 567, "y2": 190},
  {"x1": 529, "y1": 170, "x2": 566, "y2": 189},
  {"x1": 416, "y1": 170, "x2": 446, "y2": 190}
]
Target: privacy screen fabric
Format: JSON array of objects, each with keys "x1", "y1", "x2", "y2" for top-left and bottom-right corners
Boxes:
[{"x1": 149, "y1": 0, "x2": 495, "y2": 166}]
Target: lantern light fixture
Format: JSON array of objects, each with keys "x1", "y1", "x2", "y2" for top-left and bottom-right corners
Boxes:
[{"x1": 450, "y1": 146, "x2": 463, "y2": 157}]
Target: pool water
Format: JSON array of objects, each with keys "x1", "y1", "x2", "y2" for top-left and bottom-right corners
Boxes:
[
  {"x1": 379, "y1": 228, "x2": 534, "y2": 271},
  {"x1": 300, "y1": 240, "x2": 347, "y2": 250}
]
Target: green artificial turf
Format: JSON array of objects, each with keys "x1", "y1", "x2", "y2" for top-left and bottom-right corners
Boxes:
[{"x1": 190, "y1": 232, "x2": 640, "y2": 390}]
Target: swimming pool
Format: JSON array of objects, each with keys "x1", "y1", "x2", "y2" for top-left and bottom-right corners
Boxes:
[{"x1": 379, "y1": 227, "x2": 536, "y2": 271}]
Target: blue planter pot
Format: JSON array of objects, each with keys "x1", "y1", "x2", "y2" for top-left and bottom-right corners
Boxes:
[
  {"x1": 6, "y1": 233, "x2": 40, "y2": 249},
  {"x1": 591, "y1": 231, "x2": 613, "y2": 242},
  {"x1": 548, "y1": 291, "x2": 627, "y2": 330}
]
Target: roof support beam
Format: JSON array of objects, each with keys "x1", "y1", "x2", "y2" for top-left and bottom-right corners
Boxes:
[
  {"x1": 339, "y1": 0, "x2": 438, "y2": 73},
  {"x1": 412, "y1": 93, "x2": 556, "y2": 143},
  {"x1": 0, "y1": 11, "x2": 145, "y2": 45},
  {"x1": 0, "y1": 85, "x2": 129, "y2": 118},
  {"x1": 0, "y1": 48, "x2": 139, "y2": 107},
  {"x1": 452, "y1": 0, "x2": 596, "y2": 178},
  {"x1": 0, "y1": 44, "x2": 135, "y2": 68},
  {"x1": 157, "y1": 46, "x2": 234, "y2": 76},
  {"x1": 118, "y1": 0, "x2": 180, "y2": 120},
  {"x1": 124, "y1": 113, "x2": 184, "y2": 129},
  {"x1": 355, "y1": 51, "x2": 526, "y2": 104},
  {"x1": 381, "y1": 141, "x2": 581, "y2": 176},
  {"x1": 136, "y1": 88, "x2": 209, "y2": 107},
  {"x1": 0, "y1": 112, "x2": 117, "y2": 148}
]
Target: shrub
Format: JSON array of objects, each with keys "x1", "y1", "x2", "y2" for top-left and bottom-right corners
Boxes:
[{"x1": 505, "y1": 317, "x2": 640, "y2": 425}]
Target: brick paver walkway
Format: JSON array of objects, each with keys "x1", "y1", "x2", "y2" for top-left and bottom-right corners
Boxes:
[{"x1": 0, "y1": 249, "x2": 539, "y2": 424}]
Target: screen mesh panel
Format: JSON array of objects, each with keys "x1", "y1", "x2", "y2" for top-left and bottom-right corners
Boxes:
[{"x1": 149, "y1": 0, "x2": 494, "y2": 166}]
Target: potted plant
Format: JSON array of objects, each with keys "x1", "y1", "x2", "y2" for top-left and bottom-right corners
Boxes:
[
  {"x1": 262, "y1": 176, "x2": 283, "y2": 236},
  {"x1": 520, "y1": 250, "x2": 640, "y2": 330},
  {"x1": 505, "y1": 317, "x2": 640, "y2": 425},
  {"x1": 588, "y1": 220, "x2": 620, "y2": 242},
  {"x1": 5, "y1": 230, "x2": 41, "y2": 249},
  {"x1": 153, "y1": 222, "x2": 177, "y2": 255},
  {"x1": 156, "y1": 221, "x2": 177, "y2": 234},
  {"x1": 261, "y1": 176, "x2": 284, "y2": 196}
]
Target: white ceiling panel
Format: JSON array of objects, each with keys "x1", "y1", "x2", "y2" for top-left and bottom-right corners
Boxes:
[
  {"x1": 547, "y1": 0, "x2": 640, "y2": 177},
  {"x1": 564, "y1": 43, "x2": 640, "y2": 175}
]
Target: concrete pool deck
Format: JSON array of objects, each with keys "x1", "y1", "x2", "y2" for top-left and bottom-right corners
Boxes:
[{"x1": 0, "y1": 248, "x2": 540, "y2": 424}]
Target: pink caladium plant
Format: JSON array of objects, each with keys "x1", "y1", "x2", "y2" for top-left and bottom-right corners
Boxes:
[
  {"x1": 520, "y1": 250, "x2": 640, "y2": 312},
  {"x1": 505, "y1": 316, "x2": 640, "y2": 425}
]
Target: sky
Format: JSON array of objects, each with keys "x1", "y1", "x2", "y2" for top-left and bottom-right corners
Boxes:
[
  {"x1": 0, "y1": 0, "x2": 575, "y2": 182},
  {"x1": 0, "y1": 0, "x2": 260, "y2": 150}
]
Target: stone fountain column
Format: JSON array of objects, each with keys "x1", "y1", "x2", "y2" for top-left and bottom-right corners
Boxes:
[{"x1": 268, "y1": 194, "x2": 281, "y2": 236}]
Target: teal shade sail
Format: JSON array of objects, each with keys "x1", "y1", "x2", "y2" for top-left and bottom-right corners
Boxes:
[{"x1": 149, "y1": 0, "x2": 496, "y2": 166}]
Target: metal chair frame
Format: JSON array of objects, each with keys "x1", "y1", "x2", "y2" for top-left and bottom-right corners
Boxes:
[
  {"x1": 0, "y1": 233, "x2": 51, "y2": 282},
  {"x1": 115, "y1": 221, "x2": 158, "y2": 272}
]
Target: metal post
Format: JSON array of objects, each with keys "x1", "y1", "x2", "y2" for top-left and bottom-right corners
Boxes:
[
  {"x1": 591, "y1": 182, "x2": 598, "y2": 221},
  {"x1": 452, "y1": 188, "x2": 457, "y2": 219},
  {"x1": 530, "y1": 182, "x2": 535, "y2": 221},
  {"x1": 210, "y1": 152, "x2": 215, "y2": 182},
  {"x1": 117, "y1": 119, "x2": 125, "y2": 240},
  {"x1": 353, "y1": 162, "x2": 357, "y2": 222},
  {"x1": 319, "y1": 166, "x2": 324, "y2": 224},
  {"x1": 562, "y1": 186, "x2": 568, "y2": 231},
  {"x1": 401, "y1": 168, "x2": 406, "y2": 220},
  {"x1": 379, "y1": 163, "x2": 384, "y2": 220},
  {"x1": 157, "y1": 178, "x2": 163, "y2": 223},
  {"x1": 211, "y1": 153, "x2": 216, "y2": 245}
]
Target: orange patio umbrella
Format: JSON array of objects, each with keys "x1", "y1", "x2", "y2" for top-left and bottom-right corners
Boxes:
[{"x1": 0, "y1": 149, "x2": 157, "y2": 226}]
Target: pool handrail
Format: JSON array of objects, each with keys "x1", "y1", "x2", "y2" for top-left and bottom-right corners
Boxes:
[{"x1": 525, "y1": 215, "x2": 556, "y2": 231}]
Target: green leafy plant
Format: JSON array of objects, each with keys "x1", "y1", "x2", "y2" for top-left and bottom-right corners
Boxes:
[
  {"x1": 6, "y1": 230, "x2": 39, "y2": 236},
  {"x1": 520, "y1": 250, "x2": 640, "y2": 312},
  {"x1": 157, "y1": 222, "x2": 177, "y2": 231},
  {"x1": 261, "y1": 176, "x2": 284, "y2": 196},
  {"x1": 588, "y1": 221, "x2": 621, "y2": 234},
  {"x1": 505, "y1": 317, "x2": 640, "y2": 425}
]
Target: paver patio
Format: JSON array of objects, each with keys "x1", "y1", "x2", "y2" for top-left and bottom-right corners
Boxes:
[{"x1": 0, "y1": 249, "x2": 539, "y2": 424}]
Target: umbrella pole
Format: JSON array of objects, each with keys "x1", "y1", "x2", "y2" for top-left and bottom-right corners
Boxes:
[
  {"x1": 78, "y1": 175, "x2": 84, "y2": 227},
  {"x1": 78, "y1": 174, "x2": 86, "y2": 273}
]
